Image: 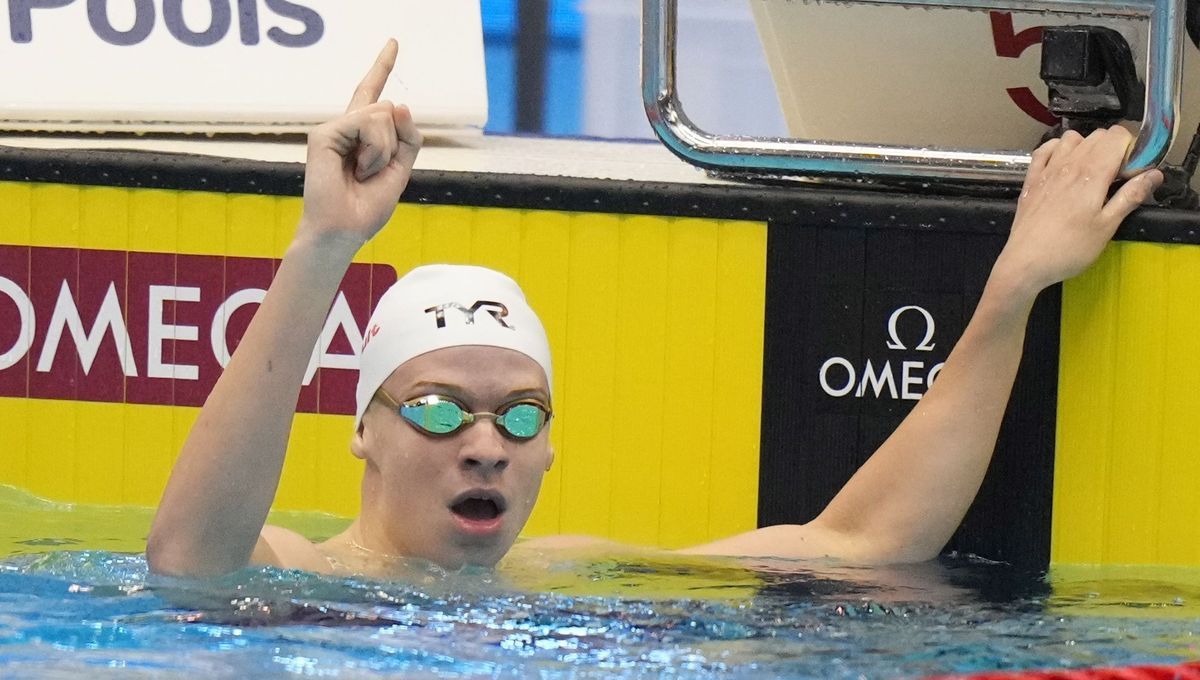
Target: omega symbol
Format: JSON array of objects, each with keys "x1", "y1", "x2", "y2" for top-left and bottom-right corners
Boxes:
[{"x1": 885, "y1": 305, "x2": 936, "y2": 352}]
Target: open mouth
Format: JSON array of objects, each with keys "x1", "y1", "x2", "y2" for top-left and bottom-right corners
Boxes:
[{"x1": 449, "y1": 492, "x2": 506, "y2": 522}]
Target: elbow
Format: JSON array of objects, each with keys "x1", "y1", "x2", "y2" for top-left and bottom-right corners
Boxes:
[
  {"x1": 145, "y1": 527, "x2": 190, "y2": 577},
  {"x1": 858, "y1": 533, "x2": 946, "y2": 565},
  {"x1": 884, "y1": 542, "x2": 944, "y2": 565},
  {"x1": 811, "y1": 514, "x2": 946, "y2": 565},
  {"x1": 146, "y1": 526, "x2": 240, "y2": 578},
  {"x1": 145, "y1": 537, "x2": 171, "y2": 576}
]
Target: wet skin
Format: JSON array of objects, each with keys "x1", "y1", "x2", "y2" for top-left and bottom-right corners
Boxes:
[{"x1": 342, "y1": 345, "x2": 554, "y2": 569}]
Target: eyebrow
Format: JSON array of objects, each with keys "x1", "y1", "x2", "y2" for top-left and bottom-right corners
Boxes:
[{"x1": 405, "y1": 381, "x2": 551, "y2": 406}]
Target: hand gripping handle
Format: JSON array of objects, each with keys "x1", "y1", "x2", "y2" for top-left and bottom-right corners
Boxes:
[{"x1": 641, "y1": 0, "x2": 1182, "y2": 183}]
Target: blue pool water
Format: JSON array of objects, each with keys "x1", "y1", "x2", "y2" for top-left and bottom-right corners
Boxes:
[{"x1": 1, "y1": 487, "x2": 1198, "y2": 679}]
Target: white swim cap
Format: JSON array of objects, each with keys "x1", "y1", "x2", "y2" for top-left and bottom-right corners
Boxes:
[{"x1": 354, "y1": 264, "x2": 552, "y2": 430}]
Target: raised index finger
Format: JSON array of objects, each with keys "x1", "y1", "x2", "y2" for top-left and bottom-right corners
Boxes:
[{"x1": 347, "y1": 39, "x2": 399, "y2": 113}]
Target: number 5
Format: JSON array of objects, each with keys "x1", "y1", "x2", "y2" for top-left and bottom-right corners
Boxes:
[{"x1": 990, "y1": 11, "x2": 1060, "y2": 126}]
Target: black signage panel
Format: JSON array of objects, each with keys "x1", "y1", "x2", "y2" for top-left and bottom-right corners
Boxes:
[{"x1": 760, "y1": 221, "x2": 1060, "y2": 569}]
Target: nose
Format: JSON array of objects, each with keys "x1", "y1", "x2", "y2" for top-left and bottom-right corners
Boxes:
[{"x1": 457, "y1": 418, "x2": 509, "y2": 474}]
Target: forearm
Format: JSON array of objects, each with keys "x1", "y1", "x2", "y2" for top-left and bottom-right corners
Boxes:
[
  {"x1": 704, "y1": 129, "x2": 1155, "y2": 565},
  {"x1": 148, "y1": 228, "x2": 362, "y2": 575},
  {"x1": 815, "y1": 262, "x2": 1043, "y2": 562}
]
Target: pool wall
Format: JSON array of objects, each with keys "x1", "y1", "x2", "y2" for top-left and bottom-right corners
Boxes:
[
  {"x1": 1054, "y1": 242, "x2": 1200, "y2": 566},
  {"x1": 0, "y1": 143, "x2": 1198, "y2": 568},
  {"x1": 0, "y1": 149, "x2": 765, "y2": 551}
]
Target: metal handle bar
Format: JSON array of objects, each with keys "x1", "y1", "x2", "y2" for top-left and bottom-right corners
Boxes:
[{"x1": 641, "y1": 0, "x2": 1182, "y2": 182}]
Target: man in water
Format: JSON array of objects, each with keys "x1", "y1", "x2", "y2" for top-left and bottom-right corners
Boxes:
[{"x1": 147, "y1": 41, "x2": 1163, "y2": 577}]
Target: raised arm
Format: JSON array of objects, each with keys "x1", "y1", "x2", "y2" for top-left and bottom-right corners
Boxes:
[
  {"x1": 683, "y1": 127, "x2": 1162, "y2": 563},
  {"x1": 147, "y1": 41, "x2": 423, "y2": 576}
]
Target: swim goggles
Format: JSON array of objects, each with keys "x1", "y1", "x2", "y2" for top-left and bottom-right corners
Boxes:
[{"x1": 373, "y1": 388, "x2": 552, "y2": 440}]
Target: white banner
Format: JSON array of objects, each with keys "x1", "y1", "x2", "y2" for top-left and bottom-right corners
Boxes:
[{"x1": 0, "y1": 0, "x2": 487, "y2": 133}]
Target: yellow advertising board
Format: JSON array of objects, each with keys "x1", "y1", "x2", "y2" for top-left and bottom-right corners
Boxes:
[
  {"x1": 0, "y1": 180, "x2": 766, "y2": 549},
  {"x1": 3, "y1": 136, "x2": 1200, "y2": 567}
]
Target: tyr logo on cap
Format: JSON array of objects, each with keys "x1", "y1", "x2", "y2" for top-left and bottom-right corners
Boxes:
[
  {"x1": 424, "y1": 301, "x2": 514, "y2": 330},
  {"x1": 362, "y1": 323, "x2": 382, "y2": 350}
]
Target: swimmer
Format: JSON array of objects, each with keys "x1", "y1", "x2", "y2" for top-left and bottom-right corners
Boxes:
[{"x1": 146, "y1": 41, "x2": 1164, "y2": 577}]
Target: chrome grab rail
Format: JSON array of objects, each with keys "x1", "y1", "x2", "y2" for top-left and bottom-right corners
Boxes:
[{"x1": 641, "y1": 0, "x2": 1182, "y2": 182}]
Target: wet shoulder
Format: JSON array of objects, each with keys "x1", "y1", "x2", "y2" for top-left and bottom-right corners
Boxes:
[{"x1": 251, "y1": 524, "x2": 335, "y2": 574}]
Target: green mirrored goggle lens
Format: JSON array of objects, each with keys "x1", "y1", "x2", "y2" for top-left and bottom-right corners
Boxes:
[
  {"x1": 496, "y1": 403, "x2": 546, "y2": 439},
  {"x1": 400, "y1": 399, "x2": 464, "y2": 434},
  {"x1": 398, "y1": 398, "x2": 548, "y2": 439}
]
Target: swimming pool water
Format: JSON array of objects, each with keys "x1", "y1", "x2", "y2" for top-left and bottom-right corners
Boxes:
[{"x1": 1, "y1": 486, "x2": 1198, "y2": 679}]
